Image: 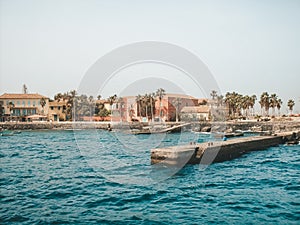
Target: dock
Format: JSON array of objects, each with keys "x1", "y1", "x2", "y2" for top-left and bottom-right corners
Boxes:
[{"x1": 151, "y1": 131, "x2": 300, "y2": 165}]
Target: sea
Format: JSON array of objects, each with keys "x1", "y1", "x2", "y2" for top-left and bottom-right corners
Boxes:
[{"x1": 0, "y1": 130, "x2": 299, "y2": 224}]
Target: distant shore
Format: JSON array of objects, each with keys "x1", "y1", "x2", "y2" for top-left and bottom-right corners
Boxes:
[{"x1": 1, "y1": 119, "x2": 300, "y2": 133}]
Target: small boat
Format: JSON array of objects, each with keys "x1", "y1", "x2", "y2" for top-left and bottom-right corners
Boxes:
[
  {"x1": 0, "y1": 131, "x2": 14, "y2": 136},
  {"x1": 12, "y1": 130, "x2": 22, "y2": 134},
  {"x1": 286, "y1": 140, "x2": 299, "y2": 145}
]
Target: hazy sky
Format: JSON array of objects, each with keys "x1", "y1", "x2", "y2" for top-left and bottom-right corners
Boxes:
[{"x1": 0, "y1": 0, "x2": 299, "y2": 113}]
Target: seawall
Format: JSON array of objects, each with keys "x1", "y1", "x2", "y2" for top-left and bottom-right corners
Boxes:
[{"x1": 0, "y1": 121, "x2": 111, "y2": 130}]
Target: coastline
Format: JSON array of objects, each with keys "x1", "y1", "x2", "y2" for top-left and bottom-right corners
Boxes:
[{"x1": 1, "y1": 119, "x2": 300, "y2": 132}]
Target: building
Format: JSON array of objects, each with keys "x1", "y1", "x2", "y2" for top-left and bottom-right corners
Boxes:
[
  {"x1": 48, "y1": 100, "x2": 67, "y2": 122},
  {"x1": 0, "y1": 93, "x2": 49, "y2": 121},
  {"x1": 155, "y1": 93, "x2": 199, "y2": 122},
  {"x1": 181, "y1": 105, "x2": 211, "y2": 121}
]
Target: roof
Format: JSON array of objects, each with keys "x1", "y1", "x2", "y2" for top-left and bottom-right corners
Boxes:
[
  {"x1": 181, "y1": 106, "x2": 210, "y2": 113},
  {"x1": 0, "y1": 93, "x2": 48, "y2": 99},
  {"x1": 164, "y1": 93, "x2": 196, "y2": 99},
  {"x1": 49, "y1": 100, "x2": 67, "y2": 106}
]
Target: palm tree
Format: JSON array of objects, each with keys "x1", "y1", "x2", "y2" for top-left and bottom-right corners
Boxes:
[
  {"x1": 287, "y1": 99, "x2": 295, "y2": 115},
  {"x1": 54, "y1": 93, "x2": 63, "y2": 102},
  {"x1": 40, "y1": 98, "x2": 46, "y2": 115},
  {"x1": 210, "y1": 90, "x2": 218, "y2": 100},
  {"x1": 8, "y1": 101, "x2": 15, "y2": 121},
  {"x1": 149, "y1": 92, "x2": 156, "y2": 121},
  {"x1": 108, "y1": 94, "x2": 117, "y2": 111},
  {"x1": 97, "y1": 95, "x2": 101, "y2": 100},
  {"x1": 269, "y1": 94, "x2": 278, "y2": 116},
  {"x1": 260, "y1": 92, "x2": 270, "y2": 116},
  {"x1": 216, "y1": 95, "x2": 224, "y2": 107},
  {"x1": 108, "y1": 94, "x2": 117, "y2": 121},
  {"x1": 172, "y1": 98, "x2": 181, "y2": 122},
  {"x1": 0, "y1": 101, "x2": 4, "y2": 122},
  {"x1": 135, "y1": 94, "x2": 142, "y2": 118},
  {"x1": 249, "y1": 95, "x2": 257, "y2": 116},
  {"x1": 276, "y1": 99, "x2": 282, "y2": 116},
  {"x1": 156, "y1": 88, "x2": 166, "y2": 120}
]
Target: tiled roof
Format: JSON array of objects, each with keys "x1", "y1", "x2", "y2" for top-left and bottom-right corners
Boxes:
[
  {"x1": 49, "y1": 101, "x2": 67, "y2": 106},
  {"x1": 0, "y1": 93, "x2": 48, "y2": 99},
  {"x1": 165, "y1": 93, "x2": 196, "y2": 99},
  {"x1": 181, "y1": 106, "x2": 210, "y2": 113}
]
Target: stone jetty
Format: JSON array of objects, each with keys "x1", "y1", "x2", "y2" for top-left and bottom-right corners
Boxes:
[{"x1": 151, "y1": 131, "x2": 300, "y2": 165}]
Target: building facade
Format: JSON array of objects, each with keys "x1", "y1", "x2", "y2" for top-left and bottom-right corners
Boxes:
[
  {"x1": 0, "y1": 93, "x2": 49, "y2": 121},
  {"x1": 48, "y1": 101, "x2": 67, "y2": 122}
]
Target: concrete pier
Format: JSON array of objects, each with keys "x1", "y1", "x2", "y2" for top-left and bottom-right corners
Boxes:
[{"x1": 151, "y1": 131, "x2": 300, "y2": 165}]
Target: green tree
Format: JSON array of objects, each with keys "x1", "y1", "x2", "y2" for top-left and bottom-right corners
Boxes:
[
  {"x1": 210, "y1": 90, "x2": 218, "y2": 100},
  {"x1": 269, "y1": 94, "x2": 278, "y2": 116},
  {"x1": 40, "y1": 98, "x2": 46, "y2": 115},
  {"x1": 287, "y1": 99, "x2": 295, "y2": 115},
  {"x1": 135, "y1": 94, "x2": 142, "y2": 118},
  {"x1": 260, "y1": 92, "x2": 270, "y2": 116},
  {"x1": 8, "y1": 101, "x2": 15, "y2": 121},
  {"x1": 156, "y1": 88, "x2": 166, "y2": 120},
  {"x1": 276, "y1": 99, "x2": 282, "y2": 116}
]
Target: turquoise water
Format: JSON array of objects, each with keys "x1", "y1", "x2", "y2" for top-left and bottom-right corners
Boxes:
[{"x1": 0, "y1": 130, "x2": 299, "y2": 224}]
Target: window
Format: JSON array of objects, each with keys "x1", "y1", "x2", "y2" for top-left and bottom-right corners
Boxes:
[
  {"x1": 17, "y1": 101, "x2": 20, "y2": 105},
  {"x1": 23, "y1": 109, "x2": 27, "y2": 115},
  {"x1": 58, "y1": 106, "x2": 61, "y2": 110},
  {"x1": 32, "y1": 109, "x2": 36, "y2": 114},
  {"x1": 14, "y1": 109, "x2": 20, "y2": 116},
  {"x1": 28, "y1": 100, "x2": 30, "y2": 106},
  {"x1": 33, "y1": 101, "x2": 36, "y2": 106},
  {"x1": 50, "y1": 106, "x2": 54, "y2": 110},
  {"x1": 23, "y1": 101, "x2": 25, "y2": 106}
]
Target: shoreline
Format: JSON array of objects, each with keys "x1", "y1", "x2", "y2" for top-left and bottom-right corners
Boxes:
[{"x1": 1, "y1": 120, "x2": 300, "y2": 132}]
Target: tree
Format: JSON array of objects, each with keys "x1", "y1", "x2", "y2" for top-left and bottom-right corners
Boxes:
[
  {"x1": 8, "y1": 101, "x2": 15, "y2": 121},
  {"x1": 269, "y1": 94, "x2": 278, "y2": 116},
  {"x1": 260, "y1": 92, "x2": 270, "y2": 116},
  {"x1": 54, "y1": 93, "x2": 63, "y2": 102},
  {"x1": 172, "y1": 98, "x2": 181, "y2": 122},
  {"x1": 156, "y1": 88, "x2": 166, "y2": 120},
  {"x1": 249, "y1": 95, "x2": 257, "y2": 116},
  {"x1": 210, "y1": 90, "x2": 218, "y2": 100},
  {"x1": 40, "y1": 98, "x2": 46, "y2": 115},
  {"x1": 216, "y1": 95, "x2": 224, "y2": 107},
  {"x1": 0, "y1": 101, "x2": 4, "y2": 121},
  {"x1": 276, "y1": 99, "x2": 282, "y2": 116},
  {"x1": 149, "y1": 92, "x2": 156, "y2": 121},
  {"x1": 97, "y1": 95, "x2": 101, "y2": 100},
  {"x1": 108, "y1": 94, "x2": 117, "y2": 121},
  {"x1": 88, "y1": 95, "x2": 94, "y2": 121},
  {"x1": 287, "y1": 99, "x2": 295, "y2": 115}
]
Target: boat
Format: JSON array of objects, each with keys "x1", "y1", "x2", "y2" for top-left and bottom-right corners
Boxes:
[
  {"x1": 0, "y1": 131, "x2": 14, "y2": 136},
  {"x1": 12, "y1": 130, "x2": 22, "y2": 134},
  {"x1": 286, "y1": 140, "x2": 299, "y2": 145}
]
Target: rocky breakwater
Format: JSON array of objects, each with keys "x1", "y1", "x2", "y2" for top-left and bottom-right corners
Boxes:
[
  {"x1": 0, "y1": 122, "x2": 110, "y2": 130},
  {"x1": 192, "y1": 120, "x2": 300, "y2": 133}
]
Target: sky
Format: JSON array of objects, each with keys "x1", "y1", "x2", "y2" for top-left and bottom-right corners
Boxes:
[{"x1": 0, "y1": 0, "x2": 299, "y2": 113}]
